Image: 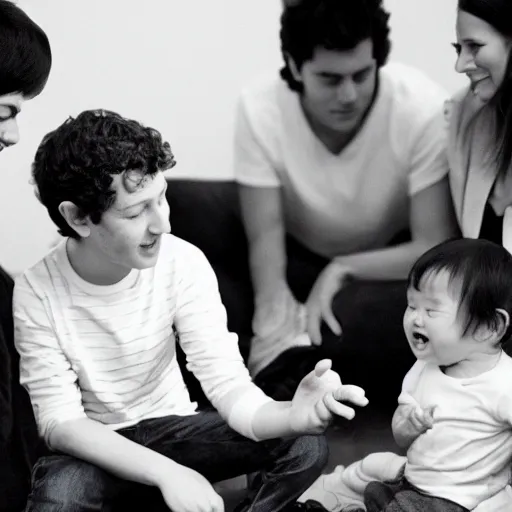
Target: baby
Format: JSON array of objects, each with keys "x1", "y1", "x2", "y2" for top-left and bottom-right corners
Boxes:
[{"x1": 363, "y1": 238, "x2": 512, "y2": 511}]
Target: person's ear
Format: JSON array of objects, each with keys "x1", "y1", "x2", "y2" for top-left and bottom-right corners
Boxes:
[
  {"x1": 285, "y1": 52, "x2": 303, "y2": 84},
  {"x1": 494, "y1": 309, "x2": 510, "y2": 342},
  {"x1": 475, "y1": 309, "x2": 510, "y2": 344},
  {"x1": 58, "y1": 201, "x2": 91, "y2": 238}
]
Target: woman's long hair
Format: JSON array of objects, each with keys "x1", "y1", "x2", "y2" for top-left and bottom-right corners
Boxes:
[{"x1": 459, "y1": 0, "x2": 512, "y2": 176}]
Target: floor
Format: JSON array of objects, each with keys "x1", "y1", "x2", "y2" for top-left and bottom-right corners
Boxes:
[{"x1": 217, "y1": 404, "x2": 402, "y2": 511}]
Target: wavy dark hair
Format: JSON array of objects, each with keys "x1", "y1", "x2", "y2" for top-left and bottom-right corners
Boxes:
[
  {"x1": 459, "y1": 0, "x2": 512, "y2": 177},
  {"x1": 280, "y1": 0, "x2": 391, "y2": 92},
  {"x1": 0, "y1": 0, "x2": 52, "y2": 98},
  {"x1": 409, "y1": 238, "x2": 512, "y2": 344},
  {"x1": 32, "y1": 110, "x2": 176, "y2": 239}
]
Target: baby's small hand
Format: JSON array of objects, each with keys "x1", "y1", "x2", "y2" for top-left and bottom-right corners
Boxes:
[{"x1": 408, "y1": 405, "x2": 436, "y2": 434}]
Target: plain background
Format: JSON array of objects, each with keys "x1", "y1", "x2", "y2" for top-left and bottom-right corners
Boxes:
[{"x1": 1, "y1": 0, "x2": 465, "y2": 274}]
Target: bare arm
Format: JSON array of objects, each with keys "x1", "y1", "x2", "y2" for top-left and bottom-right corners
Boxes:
[
  {"x1": 238, "y1": 184, "x2": 287, "y2": 298},
  {"x1": 50, "y1": 418, "x2": 225, "y2": 510},
  {"x1": 49, "y1": 418, "x2": 176, "y2": 487},
  {"x1": 333, "y1": 177, "x2": 459, "y2": 280},
  {"x1": 306, "y1": 178, "x2": 460, "y2": 342}
]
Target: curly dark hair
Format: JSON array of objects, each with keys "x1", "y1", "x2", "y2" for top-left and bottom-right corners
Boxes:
[
  {"x1": 32, "y1": 109, "x2": 177, "y2": 239},
  {"x1": 280, "y1": 0, "x2": 391, "y2": 92},
  {"x1": 0, "y1": 0, "x2": 52, "y2": 98}
]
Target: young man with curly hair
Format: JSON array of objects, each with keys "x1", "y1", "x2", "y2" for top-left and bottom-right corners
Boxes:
[
  {"x1": 234, "y1": 0, "x2": 459, "y2": 405},
  {"x1": 0, "y1": 1, "x2": 52, "y2": 509},
  {"x1": 13, "y1": 109, "x2": 368, "y2": 512}
]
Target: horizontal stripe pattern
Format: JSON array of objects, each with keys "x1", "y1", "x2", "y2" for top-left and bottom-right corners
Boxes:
[{"x1": 14, "y1": 235, "x2": 258, "y2": 443}]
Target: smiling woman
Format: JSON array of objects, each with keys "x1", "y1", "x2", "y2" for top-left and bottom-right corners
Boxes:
[
  {"x1": 454, "y1": 9, "x2": 510, "y2": 102},
  {"x1": 447, "y1": 0, "x2": 512, "y2": 250}
]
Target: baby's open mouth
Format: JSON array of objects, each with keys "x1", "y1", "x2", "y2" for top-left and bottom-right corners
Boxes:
[{"x1": 412, "y1": 332, "x2": 429, "y2": 350}]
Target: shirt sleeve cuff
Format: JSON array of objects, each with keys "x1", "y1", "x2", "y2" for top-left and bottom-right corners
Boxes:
[{"x1": 227, "y1": 386, "x2": 274, "y2": 441}]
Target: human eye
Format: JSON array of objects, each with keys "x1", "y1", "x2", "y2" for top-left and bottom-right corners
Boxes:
[
  {"x1": 426, "y1": 309, "x2": 440, "y2": 318},
  {"x1": 126, "y1": 207, "x2": 145, "y2": 220},
  {"x1": 319, "y1": 75, "x2": 339, "y2": 87},
  {"x1": 0, "y1": 106, "x2": 15, "y2": 122},
  {"x1": 467, "y1": 42, "x2": 483, "y2": 55},
  {"x1": 451, "y1": 42, "x2": 461, "y2": 55},
  {"x1": 353, "y1": 69, "x2": 371, "y2": 83}
]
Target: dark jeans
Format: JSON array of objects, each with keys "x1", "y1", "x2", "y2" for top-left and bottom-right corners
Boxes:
[
  {"x1": 364, "y1": 476, "x2": 468, "y2": 512},
  {"x1": 25, "y1": 411, "x2": 328, "y2": 511},
  {"x1": 166, "y1": 179, "x2": 414, "y2": 410}
]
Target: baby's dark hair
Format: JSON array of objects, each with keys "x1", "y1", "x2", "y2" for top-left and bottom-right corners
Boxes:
[
  {"x1": 0, "y1": 0, "x2": 52, "y2": 98},
  {"x1": 32, "y1": 109, "x2": 176, "y2": 240},
  {"x1": 280, "y1": 0, "x2": 391, "y2": 92},
  {"x1": 408, "y1": 238, "x2": 512, "y2": 344}
]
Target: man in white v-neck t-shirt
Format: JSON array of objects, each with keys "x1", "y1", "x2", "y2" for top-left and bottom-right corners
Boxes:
[{"x1": 235, "y1": 0, "x2": 459, "y2": 402}]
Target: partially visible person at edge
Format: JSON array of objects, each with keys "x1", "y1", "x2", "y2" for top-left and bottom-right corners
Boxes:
[
  {"x1": 234, "y1": 0, "x2": 459, "y2": 405},
  {"x1": 447, "y1": 0, "x2": 512, "y2": 265},
  {"x1": 0, "y1": 1, "x2": 52, "y2": 510}
]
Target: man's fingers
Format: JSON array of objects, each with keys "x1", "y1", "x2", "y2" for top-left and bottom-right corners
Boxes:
[
  {"x1": 321, "y1": 286, "x2": 342, "y2": 336},
  {"x1": 314, "y1": 359, "x2": 332, "y2": 377},
  {"x1": 332, "y1": 385, "x2": 368, "y2": 407},
  {"x1": 307, "y1": 308, "x2": 322, "y2": 345},
  {"x1": 323, "y1": 392, "x2": 356, "y2": 420},
  {"x1": 322, "y1": 306, "x2": 342, "y2": 336},
  {"x1": 314, "y1": 397, "x2": 333, "y2": 424}
]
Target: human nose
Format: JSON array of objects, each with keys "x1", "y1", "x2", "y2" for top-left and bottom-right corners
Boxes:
[
  {"x1": 455, "y1": 47, "x2": 477, "y2": 74},
  {"x1": 336, "y1": 79, "x2": 357, "y2": 104},
  {"x1": 149, "y1": 200, "x2": 171, "y2": 235},
  {"x1": 0, "y1": 118, "x2": 20, "y2": 146},
  {"x1": 411, "y1": 309, "x2": 424, "y2": 328}
]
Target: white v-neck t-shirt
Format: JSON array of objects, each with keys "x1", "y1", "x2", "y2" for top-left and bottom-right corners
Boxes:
[{"x1": 234, "y1": 62, "x2": 449, "y2": 259}]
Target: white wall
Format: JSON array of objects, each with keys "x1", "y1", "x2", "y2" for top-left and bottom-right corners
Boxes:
[
  {"x1": 385, "y1": 0, "x2": 465, "y2": 94},
  {"x1": 1, "y1": 0, "x2": 466, "y2": 275}
]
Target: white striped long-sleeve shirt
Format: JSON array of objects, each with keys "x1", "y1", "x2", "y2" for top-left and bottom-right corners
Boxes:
[{"x1": 13, "y1": 234, "x2": 271, "y2": 446}]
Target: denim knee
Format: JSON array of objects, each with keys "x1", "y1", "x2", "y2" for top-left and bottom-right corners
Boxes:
[
  {"x1": 26, "y1": 455, "x2": 115, "y2": 510},
  {"x1": 290, "y1": 434, "x2": 329, "y2": 476}
]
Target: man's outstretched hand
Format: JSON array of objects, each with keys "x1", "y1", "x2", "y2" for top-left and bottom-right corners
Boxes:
[{"x1": 289, "y1": 359, "x2": 368, "y2": 434}]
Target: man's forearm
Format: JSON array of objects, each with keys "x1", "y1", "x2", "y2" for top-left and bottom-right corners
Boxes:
[
  {"x1": 49, "y1": 418, "x2": 176, "y2": 488},
  {"x1": 248, "y1": 226, "x2": 288, "y2": 298},
  {"x1": 334, "y1": 240, "x2": 435, "y2": 281},
  {"x1": 238, "y1": 185, "x2": 289, "y2": 298}
]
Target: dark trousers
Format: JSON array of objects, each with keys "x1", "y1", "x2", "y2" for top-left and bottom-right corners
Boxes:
[
  {"x1": 166, "y1": 179, "x2": 414, "y2": 411},
  {"x1": 364, "y1": 476, "x2": 468, "y2": 512},
  {"x1": 25, "y1": 411, "x2": 328, "y2": 512}
]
